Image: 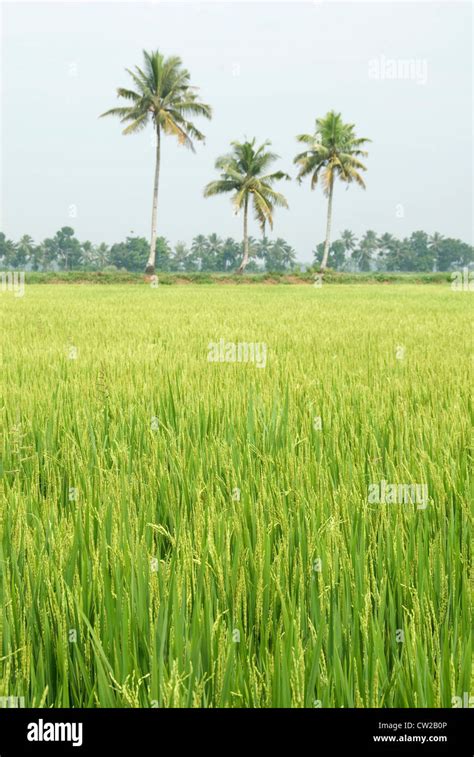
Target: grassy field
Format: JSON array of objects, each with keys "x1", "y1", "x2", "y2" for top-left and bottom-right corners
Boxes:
[{"x1": 1, "y1": 284, "x2": 471, "y2": 708}]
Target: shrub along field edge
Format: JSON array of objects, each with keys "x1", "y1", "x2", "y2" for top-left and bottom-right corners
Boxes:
[{"x1": 22, "y1": 270, "x2": 453, "y2": 285}]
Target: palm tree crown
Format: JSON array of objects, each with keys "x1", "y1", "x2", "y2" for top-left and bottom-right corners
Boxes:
[
  {"x1": 294, "y1": 110, "x2": 369, "y2": 191},
  {"x1": 204, "y1": 139, "x2": 289, "y2": 273},
  {"x1": 204, "y1": 139, "x2": 289, "y2": 228},
  {"x1": 101, "y1": 49, "x2": 211, "y2": 145}
]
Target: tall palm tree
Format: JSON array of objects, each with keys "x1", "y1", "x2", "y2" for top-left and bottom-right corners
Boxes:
[
  {"x1": 205, "y1": 233, "x2": 223, "y2": 272},
  {"x1": 221, "y1": 238, "x2": 241, "y2": 272},
  {"x1": 0, "y1": 234, "x2": 17, "y2": 268},
  {"x1": 255, "y1": 235, "x2": 273, "y2": 267},
  {"x1": 294, "y1": 111, "x2": 370, "y2": 271},
  {"x1": 171, "y1": 242, "x2": 190, "y2": 272},
  {"x1": 428, "y1": 232, "x2": 444, "y2": 272},
  {"x1": 95, "y1": 243, "x2": 111, "y2": 270},
  {"x1": 353, "y1": 229, "x2": 378, "y2": 272},
  {"x1": 191, "y1": 234, "x2": 209, "y2": 271},
  {"x1": 16, "y1": 235, "x2": 35, "y2": 268},
  {"x1": 271, "y1": 238, "x2": 297, "y2": 271},
  {"x1": 204, "y1": 139, "x2": 289, "y2": 274},
  {"x1": 101, "y1": 49, "x2": 212, "y2": 274},
  {"x1": 80, "y1": 240, "x2": 94, "y2": 269},
  {"x1": 378, "y1": 232, "x2": 399, "y2": 270},
  {"x1": 341, "y1": 229, "x2": 357, "y2": 256},
  {"x1": 340, "y1": 229, "x2": 357, "y2": 270}
]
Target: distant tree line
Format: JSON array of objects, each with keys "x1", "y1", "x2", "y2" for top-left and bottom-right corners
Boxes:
[
  {"x1": 0, "y1": 228, "x2": 471, "y2": 273},
  {"x1": 0, "y1": 229, "x2": 297, "y2": 273},
  {"x1": 314, "y1": 230, "x2": 473, "y2": 272}
]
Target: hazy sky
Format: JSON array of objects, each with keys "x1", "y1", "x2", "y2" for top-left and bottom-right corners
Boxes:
[{"x1": 1, "y1": 1, "x2": 472, "y2": 260}]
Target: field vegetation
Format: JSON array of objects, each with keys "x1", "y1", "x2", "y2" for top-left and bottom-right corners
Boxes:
[{"x1": 1, "y1": 284, "x2": 471, "y2": 707}]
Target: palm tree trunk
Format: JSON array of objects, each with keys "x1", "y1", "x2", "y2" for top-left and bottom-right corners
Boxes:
[
  {"x1": 236, "y1": 197, "x2": 249, "y2": 274},
  {"x1": 145, "y1": 125, "x2": 161, "y2": 274},
  {"x1": 321, "y1": 177, "x2": 334, "y2": 271}
]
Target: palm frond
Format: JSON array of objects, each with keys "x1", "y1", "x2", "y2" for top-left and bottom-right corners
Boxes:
[
  {"x1": 252, "y1": 191, "x2": 274, "y2": 231},
  {"x1": 122, "y1": 113, "x2": 150, "y2": 135},
  {"x1": 203, "y1": 180, "x2": 239, "y2": 198},
  {"x1": 99, "y1": 106, "x2": 135, "y2": 120},
  {"x1": 258, "y1": 185, "x2": 289, "y2": 209},
  {"x1": 116, "y1": 88, "x2": 141, "y2": 102}
]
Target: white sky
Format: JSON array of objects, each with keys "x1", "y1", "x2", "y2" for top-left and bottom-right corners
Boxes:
[{"x1": 1, "y1": 1, "x2": 472, "y2": 261}]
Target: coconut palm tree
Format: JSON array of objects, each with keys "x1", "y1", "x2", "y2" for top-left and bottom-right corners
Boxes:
[
  {"x1": 0, "y1": 234, "x2": 17, "y2": 268},
  {"x1": 428, "y1": 232, "x2": 444, "y2": 271},
  {"x1": 255, "y1": 235, "x2": 273, "y2": 267},
  {"x1": 353, "y1": 229, "x2": 378, "y2": 271},
  {"x1": 171, "y1": 242, "x2": 191, "y2": 272},
  {"x1": 204, "y1": 139, "x2": 289, "y2": 273},
  {"x1": 30, "y1": 243, "x2": 46, "y2": 272},
  {"x1": 95, "y1": 243, "x2": 111, "y2": 270},
  {"x1": 378, "y1": 232, "x2": 399, "y2": 270},
  {"x1": 16, "y1": 235, "x2": 35, "y2": 268},
  {"x1": 270, "y1": 238, "x2": 297, "y2": 272},
  {"x1": 340, "y1": 229, "x2": 357, "y2": 270},
  {"x1": 191, "y1": 234, "x2": 209, "y2": 271},
  {"x1": 294, "y1": 111, "x2": 370, "y2": 271},
  {"x1": 101, "y1": 50, "x2": 212, "y2": 274},
  {"x1": 341, "y1": 229, "x2": 357, "y2": 256},
  {"x1": 204, "y1": 233, "x2": 223, "y2": 272}
]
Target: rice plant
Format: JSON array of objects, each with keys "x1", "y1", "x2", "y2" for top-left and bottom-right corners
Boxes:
[{"x1": 1, "y1": 284, "x2": 471, "y2": 707}]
